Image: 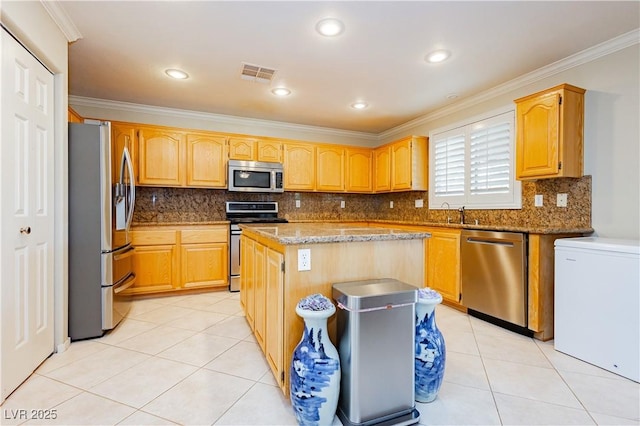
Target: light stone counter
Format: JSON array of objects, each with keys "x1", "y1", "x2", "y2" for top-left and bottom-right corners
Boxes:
[{"x1": 240, "y1": 222, "x2": 430, "y2": 245}]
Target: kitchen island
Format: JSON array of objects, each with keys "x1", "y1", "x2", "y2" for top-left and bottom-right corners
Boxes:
[{"x1": 239, "y1": 222, "x2": 430, "y2": 395}]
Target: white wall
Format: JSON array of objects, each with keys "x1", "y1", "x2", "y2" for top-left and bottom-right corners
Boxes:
[
  {"x1": 381, "y1": 45, "x2": 639, "y2": 240},
  {"x1": 1, "y1": 1, "x2": 70, "y2": 350}
]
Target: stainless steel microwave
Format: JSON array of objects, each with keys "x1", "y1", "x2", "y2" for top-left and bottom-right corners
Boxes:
[{"x1": 227, "y1": 160, "x2": 284, "y2": 193}]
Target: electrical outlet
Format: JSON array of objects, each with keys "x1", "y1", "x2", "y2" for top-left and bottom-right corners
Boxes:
[
  {"x1": 295, "y1": 199, "x2": 301, "y2": 208},
  {"x1": 340, "y1": 200, "x2": 345, "y2": 208},
  {"x1": 534, "y1": 194, "x2": 543, "y2": 207},
  {"x1": 415, "y1": 199, "x2": 424, "y2": 208},
  {"x1": 297, "y1": 249, "x2": 311, "y2": 271},
  {"x1": 390, "y1": 201, "x2": 394, "y2": 208},
  {"x1": 557, "y1": 193, "x2": 568, "y2": 207}
]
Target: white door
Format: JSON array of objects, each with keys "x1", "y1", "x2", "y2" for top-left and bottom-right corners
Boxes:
[{"x1": 0, "y1": 28, "x2": 55, "y2": 402}]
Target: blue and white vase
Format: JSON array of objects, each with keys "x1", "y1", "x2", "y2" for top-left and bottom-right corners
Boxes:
[
  {"x1": 290, "y1": 294, "x2": 341, "y2": 426},
  {"x1": 415, "y1": 288, "x2": 446, "y2": 403}
]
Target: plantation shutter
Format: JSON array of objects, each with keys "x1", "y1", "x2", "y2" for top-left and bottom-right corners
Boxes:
[
  {"x1": 433, "y1": 132, "x2": 465, "y2": 197},
  {"x1": 469, "y1": 121, "x2": 511, "y2": 195}
]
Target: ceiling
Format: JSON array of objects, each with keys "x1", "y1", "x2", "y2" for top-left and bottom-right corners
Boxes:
[{"x1": 61, "y1": 1, "x2": 639, "y2": 134}]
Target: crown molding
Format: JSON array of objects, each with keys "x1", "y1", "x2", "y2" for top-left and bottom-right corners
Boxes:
[
  {"x1": 69, "y1": 96, "x2": 378, "y2": 143},
  {"x1": 379, "y1": 28, "x2": 640, "y2": 141},
  {"x1": 40, "y1": 0, "x2": 82, "y2": 42}
]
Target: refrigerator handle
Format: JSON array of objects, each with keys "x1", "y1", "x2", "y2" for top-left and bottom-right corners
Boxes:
[{"x1": 121, "y1": 146, "x2": 136, "y2": 230}]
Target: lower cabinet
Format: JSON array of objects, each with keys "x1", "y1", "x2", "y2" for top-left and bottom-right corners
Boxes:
[
  {"x1": 424, "y1": 227, "x2": 462, "y2": 308},
  {"x1": 130, "y1": 225, "x2": 228, "y2": 296}
]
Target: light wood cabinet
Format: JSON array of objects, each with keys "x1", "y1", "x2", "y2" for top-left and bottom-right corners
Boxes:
[
  {"x1": 346, "y1": 147, "x2": 373, "y2": 193},
  {"x1": 283, "y1": 142, "x2": 316, "y2": 190},
  {"x1": 243, "y1": 237, "x2": 255, "y2": 329},
  {"x1": 138, "y1": 127, "x2": 185, "y2": 186},
  {"x1": 253, "y1": 243, "x2": 267, "y2": 351},
  {"x1": 316, "y1": 145, "x2": 345, "y2": 192},
  {"x1": 130, "y1": 230, "x2": 178, "y2": 294},
  {"x1": 186, "y1": 133, "x2": 227, "y2": 187},
  {"x1": 181, "y1": 229, "x2": 228, "y2": 290},
  {"x1": 257, "y1": 140, "x2": 283, "y2": 162},
  {"x1": 391, "y1": 136, "x2": 428, "y2": 190},
  {"x1": 131, "y1": 225, "x2": 228, "y2": 296},
  {"x1": 515, "y1": 84, "x2": 585, "y2": 180},
  {"x1": 374, "y1": 145, "x2": 391, "y2": 192},
  {"x1": 425, "y1": 227, "x2": 462, "y2": 307},
  {"x1": 228, "y1": 137, "x2": 257, "y2": 160},
  {"x1": 265, "y1": 247, "x2": 284, "y2": 382},
  {"x1": 111, "y1": 122, "x2": 138, "y2": 184},
  {"x1": 68, "y1": 107, "x2": 83, "y2": 123}
]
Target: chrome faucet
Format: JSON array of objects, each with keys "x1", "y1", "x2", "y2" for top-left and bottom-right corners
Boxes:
[
  {"x1": 440, "y1": 202, "x2": 451, "y2": 223},
  {"x1": 458, "y1": 206, "x2": 465, "y2": 224}
]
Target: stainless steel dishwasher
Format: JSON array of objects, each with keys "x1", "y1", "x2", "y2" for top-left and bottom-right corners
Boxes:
[{"x1": 461, "y1": 230, "x2": 528, "y2": 328}]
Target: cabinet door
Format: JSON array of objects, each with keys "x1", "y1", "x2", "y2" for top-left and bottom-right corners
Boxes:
[
  {"x1": 253, "y1": 243, "x2": 267, "y2": 351},
  {"x1": 229, "y1": 137, "x2": 257, "y2": 160},
  {"x1": 265, "y1": 248, "x2": 284, "y2": 386},
  {"x1": 426, "y1": 228, "x2": 461, "y2": 304},
  {"x1": 374, "y1": 145, "x2": 391, "y2": 192},
  {"x1": 244, "y1": 238, "x2": 256, "y2": 329},
  {"x1": 181, "y1": 243, "x2": 228, "y2": 289},
  {"x1": 132, "y1": 245, "x2": 177, "y2": 294},
  {"x1": 391, "y1": 138, "x2": 412, "y2": 190},
  {"x1": 68, "y1": 107, "x2": 83, "y2": 123},
  {"x1": 283, "y1": 143, "x2": 316, "y2": 190},
  {"x1": 316, "y1": 146, "x2": 345, "y2": 192},
  {"x1": 112, "y1": 123, "x2": 138, "y2": 184},
  {"x1": 257, "y1": 140, "x2": 283, "y2": 163},
  {"x1": 346, "y1": 148, "x2": 373, "y2": 192},
  {"x1": 138, "y1": 127, "x2": 185, "y2": 186},
  {"x1": 186, "y1": 133, "x2": 227, "y2": 187},
  {"x1": 516, "y1": 92, "x2": 560, "y2": 179}
]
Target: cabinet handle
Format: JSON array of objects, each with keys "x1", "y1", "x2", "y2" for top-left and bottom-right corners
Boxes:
[{"x1": 20, "y1": 226, "x2": 31, "y2": 235}]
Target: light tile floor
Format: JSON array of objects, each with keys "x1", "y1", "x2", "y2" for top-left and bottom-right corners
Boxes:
[{"x1": 2, "y1": 291, "x2": 638, "y2": 425}]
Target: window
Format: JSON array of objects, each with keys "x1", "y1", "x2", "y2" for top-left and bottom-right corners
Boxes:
[{"x1": 429, "y1": 108, "x2": 521, "y2": 210}]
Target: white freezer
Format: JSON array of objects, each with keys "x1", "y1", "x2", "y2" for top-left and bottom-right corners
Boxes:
[{"x1": 554, "y1": 237, "x2": 639, "y2": 382}]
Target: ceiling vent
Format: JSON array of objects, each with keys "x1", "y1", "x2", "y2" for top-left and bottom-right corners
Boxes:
[{"x1": 240, "y1": 63, "x2": 277, "y2": 84}]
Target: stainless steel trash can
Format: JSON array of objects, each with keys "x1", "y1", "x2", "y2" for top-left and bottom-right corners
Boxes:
[{"x1": 333, "y1": 278, "x2": 420, "y2": 426}]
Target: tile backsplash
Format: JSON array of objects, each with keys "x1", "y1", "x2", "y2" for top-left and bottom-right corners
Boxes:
[{"x1": 133, "y1": 176, "x2": 591, "y2": 229}]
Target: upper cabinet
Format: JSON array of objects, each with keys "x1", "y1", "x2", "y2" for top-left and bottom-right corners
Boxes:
[
  {"x1": 68, "y1": 107, "x2": 83, "y2": 123},
  {"x1": 316, "y1": 145, "x2": 345, "y2": 192},
  {"x1": 515, "y1": 84, "x2": 585, "y2": 180},
  {"x1": 111, "y1": 122, "x2": 138, "y2": 184},
  {"x1": 375, "y1": 136, "x2": 428, "y2": 192},
  {"x1": 186, "y1": 133, "x2": 227, "y2": 187},
  {"x1": 138, "y1": 127, "x2": 185, "y2": 186},
  {"x1": 229, "y1": 137, "x2": 283, "y2": 163},
  {"x1": 283, "y1": 142, "x2": 316, "y2": 190},
  {"x1": 129, "y1": 123, "x2": 227, "y2": 188},
  {"x1": 346, "y1": 147, "x2": 373, "y2": 193}
]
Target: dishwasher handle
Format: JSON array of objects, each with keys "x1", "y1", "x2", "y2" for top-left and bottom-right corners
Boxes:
[{"x1": 465, "y1": 237, "x2": 515, "y2": 247}]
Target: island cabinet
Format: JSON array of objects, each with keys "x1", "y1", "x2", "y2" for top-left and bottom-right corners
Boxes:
[
  {"x1": 374, "y1": 136, "x2": 428, "y2": 192},
  {"x1": 240, "y1": 223, "x2": 427, "y2": 396},
  {"x1": 130, "y1": 225, "x2": 228, "y2": 296},
  {"x1": 283, "y1": 142, "x2": 316, "y2": 190},
  {"x1": 316, "y1": 145, "x2": 345, "y2": 192},
  {"x1": 515, "y1": 84, "x2": 585, "y2": 180}
]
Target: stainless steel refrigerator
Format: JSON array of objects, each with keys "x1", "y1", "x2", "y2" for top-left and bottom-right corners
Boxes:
[{"x1": 68, "y1": 121, "x2": 136, "y2": 340}]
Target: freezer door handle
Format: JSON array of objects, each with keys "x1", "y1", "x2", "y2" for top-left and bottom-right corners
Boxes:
[
  {"x1": 114, "y1": 274, "x2": 136, "y2": 294},
  {"x1": 113, "y1": 246, "x2": 135, "y2": 261},
  {"x1": 121, "y1": 146, "x2": 136, "y2": 231}
]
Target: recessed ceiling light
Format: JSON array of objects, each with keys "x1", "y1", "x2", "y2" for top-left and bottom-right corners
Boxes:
[
  {"x1": 425, "y1": 50, "x2": 451, "y2": 64},
  {"x1": 165, "y1": 69, "x2": 189, "y2": 79},
  {"x1": 271, "y1": 87, "x2": 291, "y2": 97},
  {"x1": 316, "y1": 18, "x2": 345, "y2": 37},
  {"x1": 446, "y1": 93, "x2": 459, "y2": 100},
  {"x1": 351, "y1": 101, "x2": 368, "y2": 110}
]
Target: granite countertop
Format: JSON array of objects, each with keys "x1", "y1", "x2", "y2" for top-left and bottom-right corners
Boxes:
[
  {"x1": 240, "y1": 222, "x2": 431, "y2": 245},
  {"x1": 132, "y1": 220, "x2": 229, "y2": 227},
  {"x1": 368, "y1": 220, "x2": 593, "y2": 235}
]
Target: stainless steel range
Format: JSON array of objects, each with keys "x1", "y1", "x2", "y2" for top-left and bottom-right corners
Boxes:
[{"x1": 226, "y1": 201, "x2": 288, "y2": 292}]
